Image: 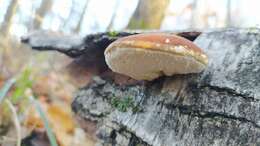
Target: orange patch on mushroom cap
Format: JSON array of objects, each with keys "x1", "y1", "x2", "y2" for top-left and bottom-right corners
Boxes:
[{"x1": 117, "y1": 33, "x2": 204, "y2": 54}]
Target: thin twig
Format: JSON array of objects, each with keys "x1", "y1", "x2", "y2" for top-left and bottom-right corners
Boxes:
[{"x1": 5, "y1": 99, "x2": 21, "y2": 146}]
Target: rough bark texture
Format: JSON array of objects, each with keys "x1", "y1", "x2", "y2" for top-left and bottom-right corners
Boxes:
[{"x1": 23, "y1": 28, "x2": 260, "y2": 146}]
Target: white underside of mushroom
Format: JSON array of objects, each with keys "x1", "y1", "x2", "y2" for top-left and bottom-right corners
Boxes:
[{"x1": 105, "y1": 47, "x2": 206, "y2": 81}]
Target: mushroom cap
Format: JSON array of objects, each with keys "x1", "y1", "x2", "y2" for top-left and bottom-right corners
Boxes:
[{"x1": 104, "y1": 33, "x2": 208, "y2": 81}]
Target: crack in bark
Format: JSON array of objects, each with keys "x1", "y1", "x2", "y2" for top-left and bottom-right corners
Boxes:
[
  {"x1": 164, "y1": 103, "x2": 260, "y2": 129},
  {"x1": 200, "y1": 84, "x2": 259, "y2": 102},
  {"x1": 113, "y1": 122, "x2": 152, "y2": 146}
]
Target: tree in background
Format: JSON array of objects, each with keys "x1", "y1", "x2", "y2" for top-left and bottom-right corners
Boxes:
[
  {"x1": 128, "y1": 0, "x2": 170, "y2": 29},
  {"x1": 0, "y1": 0, "x2": 18, "y2": 36},
  {"x1": 74, "y1": 0, "x2": 90, "y2": 33},
  {"x1": 32, "y1": 0, "x2": 53, "y2": 30},
  {"x1": 226, "y1": 0, "x2": 232, "y2": 27}
]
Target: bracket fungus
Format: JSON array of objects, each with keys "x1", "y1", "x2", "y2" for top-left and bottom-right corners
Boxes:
[{"x1": 104, "y1": 33, "x2": 208, "y2": 81}]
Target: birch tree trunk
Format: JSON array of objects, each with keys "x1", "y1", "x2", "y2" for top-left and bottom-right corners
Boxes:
[{"x1": 72, "y1": 28, "x2": 260, "y2": 146}]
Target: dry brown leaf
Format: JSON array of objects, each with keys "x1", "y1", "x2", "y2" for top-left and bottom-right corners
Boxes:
[
  {"x1": 24, "y1": 115, "x2": 44, "y2": 129},
  {"x1": 46, "y1": 103, "x2": 75, "y2": 146},
  {"x1": 23, "y1": 105, "x2": 44, "y2": 131},
  {"x1": 47, "y1": 104, "x2": 75, "y2": 133}
]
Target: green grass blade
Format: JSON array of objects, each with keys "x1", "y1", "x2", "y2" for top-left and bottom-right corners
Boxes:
[
  {"x1": 0, "y1": 78, "x2": 16, "y2": 103},
  {"x1": 29, "y1": 96, "x2": 58, "y2": 146}
]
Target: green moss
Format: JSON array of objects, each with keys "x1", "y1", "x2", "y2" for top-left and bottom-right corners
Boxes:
[
  {"x1": 108, "y1": 31, "x2": 119, "y2": 37},
  {"x1": 111, "y1": 96, "x2": 141, "y2": 113}
]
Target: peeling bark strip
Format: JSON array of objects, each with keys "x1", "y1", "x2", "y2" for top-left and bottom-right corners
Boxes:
[
  {"x1": 21, "y1": 30, "x2": 200, "y2": 58},
  {"x1": 22, "y1": 28, "x2": 260, "y2": 146},
  {"x1": 71, "y1": 29, "x2": 260, "y2": 146}
]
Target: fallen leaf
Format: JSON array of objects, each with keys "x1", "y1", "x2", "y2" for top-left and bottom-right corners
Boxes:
[{"x1": 47, "y1": 104, "x2": 75, "y2": 133}]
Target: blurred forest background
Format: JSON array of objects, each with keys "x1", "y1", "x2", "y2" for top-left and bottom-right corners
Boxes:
[{"x1": 0, "y1": 0, "x2": 259, "y2": 146}]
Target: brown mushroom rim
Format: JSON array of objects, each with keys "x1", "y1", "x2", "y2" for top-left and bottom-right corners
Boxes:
[{"x1": 106, "y1": 40, "x2": 208, "y2": 65}]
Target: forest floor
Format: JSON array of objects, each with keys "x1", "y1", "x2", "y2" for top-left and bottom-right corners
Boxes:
[{"x1": 0, "y1": 35, "x2": 95, "y2": 146}]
